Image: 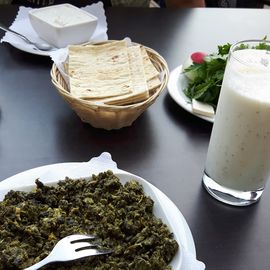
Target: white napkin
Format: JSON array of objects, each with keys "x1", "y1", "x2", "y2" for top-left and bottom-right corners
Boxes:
[{"x1": 0, "y1": 2, "x2": 108, "y2": 51}]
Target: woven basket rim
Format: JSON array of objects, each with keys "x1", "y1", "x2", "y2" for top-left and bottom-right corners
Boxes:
[{"x1": 51, "y1": 40, "x2": 169, "y2": 111}]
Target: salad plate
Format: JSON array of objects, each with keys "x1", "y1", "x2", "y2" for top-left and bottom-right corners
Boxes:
[
  {"x1": 0, "y1": 152, "x2": 204, "y2": 270},
  {"x1": 168, "y1": 65, "x2": 214, "y2": 123}
]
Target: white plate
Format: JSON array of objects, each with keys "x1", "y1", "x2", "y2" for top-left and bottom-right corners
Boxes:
[
  {"x1": 10, "y1": 42, "x2": 52, "y2": 56},
  {"x1": 0, "y1": 153, "x2": 199, "y2": 270},
  {"x1": 168, "y1": 65, "x2": 214, "y2": 123}
]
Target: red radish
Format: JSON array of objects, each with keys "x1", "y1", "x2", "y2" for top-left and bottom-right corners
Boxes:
[{"x1": 191, "y1": 52, "x2": 207, "y2": 64}]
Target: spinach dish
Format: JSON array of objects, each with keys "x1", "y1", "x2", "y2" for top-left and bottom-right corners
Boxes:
[{"x1": 0, "y1": 171, "x2": 179, "y2": 270}]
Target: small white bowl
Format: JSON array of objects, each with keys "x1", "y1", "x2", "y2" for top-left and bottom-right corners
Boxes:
[{"x1": 29, "y1": 4, "x2": 98, "y2": 48}]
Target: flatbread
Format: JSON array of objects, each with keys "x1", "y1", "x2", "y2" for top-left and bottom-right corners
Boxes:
[
  {"x1": 140, "y1": 46, "x2": 161, "y2": 93},
  {"x1": 68, "y1": 40, "x2": 133, "y2": 99},
  {"x1": 127, "y1": 46, "x2": 148, "y2": 96},
  {"x1": 100, "y1": 45, "x2": 149, "y2": 105},
  {"x1": 66, "y1": 41, "x2": 161, "y2": 106},
  {"x1": 140, "y1": 46, "x2": 160, "y2": 80}
]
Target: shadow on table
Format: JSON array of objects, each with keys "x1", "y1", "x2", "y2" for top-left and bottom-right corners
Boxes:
[
  {"x1": 55, "y1": 109, "x2": 156, "y2": 166},
  {"x1": 163, "y1": 93, "x2": 212, "y2": 138},
  {"x1": 3, "y1": 45, "x2": 52, "y2": 67},
  {"x1": 189, "y1": 184, "x2": 260, "y2": 270}
]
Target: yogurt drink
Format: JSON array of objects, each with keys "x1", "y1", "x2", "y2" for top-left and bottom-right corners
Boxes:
[{"x1": 203, "y1": 42, "x2": 270, "y2": 206}]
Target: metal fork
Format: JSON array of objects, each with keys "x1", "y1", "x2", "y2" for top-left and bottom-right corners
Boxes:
[{"x1": 24, "y1": 234, "x2": 112, "y2": 270}]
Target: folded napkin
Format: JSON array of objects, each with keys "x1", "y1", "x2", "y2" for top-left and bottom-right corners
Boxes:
[{"x1": 0, "y1": 2, "x2": 108, "y2": 52}]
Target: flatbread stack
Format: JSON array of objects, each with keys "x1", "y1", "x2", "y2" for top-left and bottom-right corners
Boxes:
[{"x1": 66, "y1": 40, "x2": 161, "y2": 106}]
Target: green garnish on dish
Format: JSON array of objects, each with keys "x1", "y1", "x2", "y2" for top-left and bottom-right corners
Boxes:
[{"x1": 182, "y1": 37, "x2": 270, "y2": 109}]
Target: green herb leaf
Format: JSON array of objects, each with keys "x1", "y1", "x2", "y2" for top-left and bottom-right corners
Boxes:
[
  {"x1": 183, "y1": 55, "x2": 227, "y2": 107},
  {"x1": 218, "y1": 43, "x2": 231, "y2": 56},
  {"x1": 254, "y1": 42, "x2": 270, "y2": 50}
]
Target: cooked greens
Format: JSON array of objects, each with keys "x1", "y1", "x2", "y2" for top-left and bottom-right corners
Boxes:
[{"x1": 0, "y1": 171, "x2": 178, "y2": 270}]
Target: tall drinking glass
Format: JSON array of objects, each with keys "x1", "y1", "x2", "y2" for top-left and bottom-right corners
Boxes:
[{"x1": 203, "y1": 40, "x2": 270, "y2": 206}]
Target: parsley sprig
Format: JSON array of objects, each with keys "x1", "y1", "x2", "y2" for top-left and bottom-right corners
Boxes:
[{"x1": 183, "y1": 44, "x2": 230, "y2": 108}]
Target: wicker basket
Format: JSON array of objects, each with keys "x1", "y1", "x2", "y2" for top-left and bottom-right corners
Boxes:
[{"x1": 50, "y1": 41, "x2": 169, "y2": 130}]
